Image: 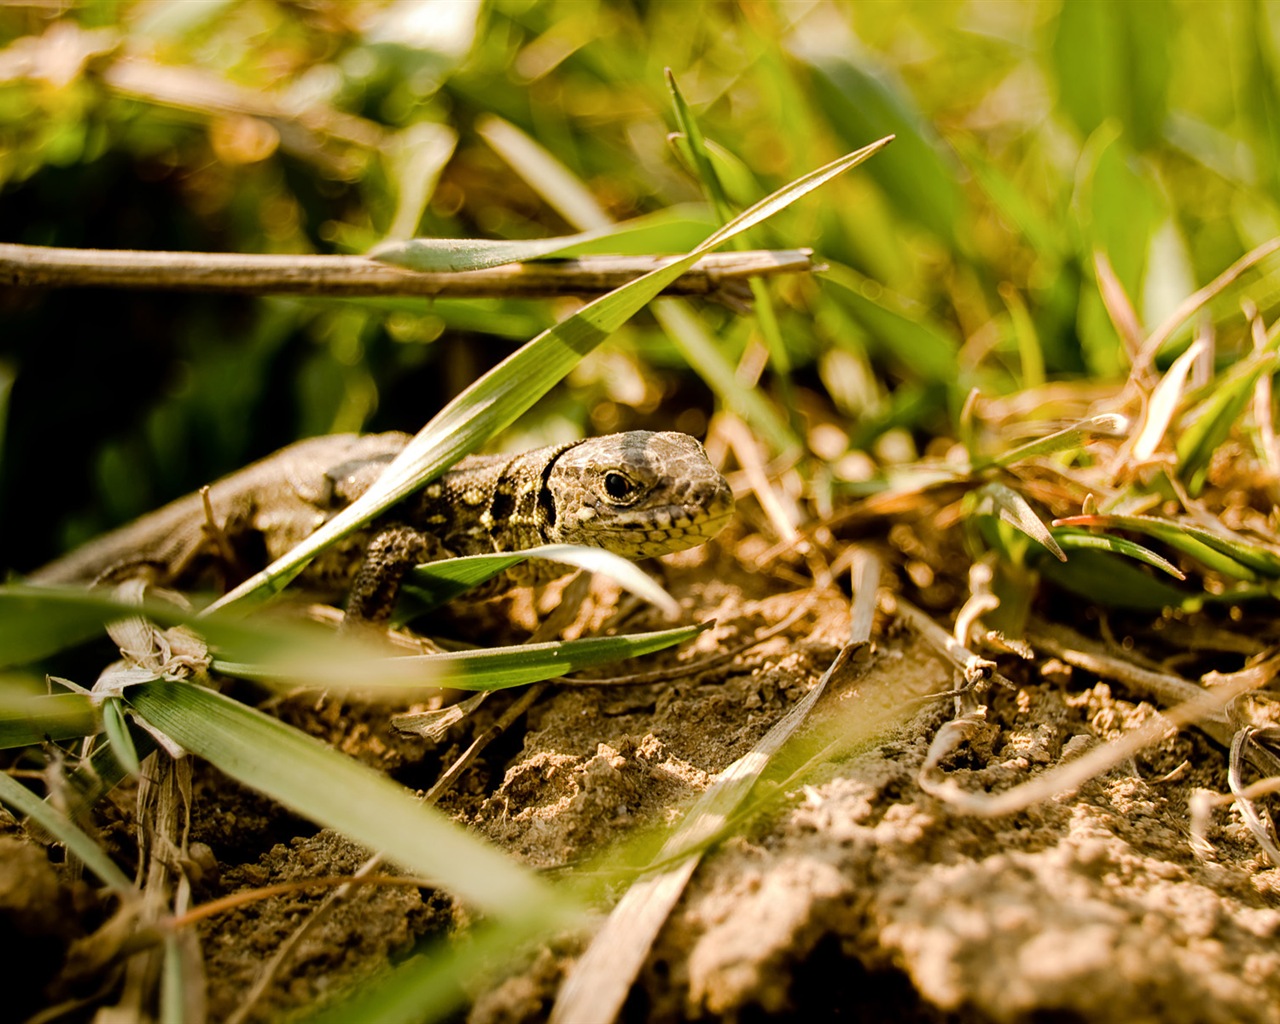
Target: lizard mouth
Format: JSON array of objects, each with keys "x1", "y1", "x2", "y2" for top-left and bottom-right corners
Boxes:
[{"x1": 595, "y1": 479, "x2": 735, "y2": 558}]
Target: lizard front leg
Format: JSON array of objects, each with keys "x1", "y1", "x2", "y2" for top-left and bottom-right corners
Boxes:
[{"x1": 344, "y1": 525, "x2": 442, "y2": 625}]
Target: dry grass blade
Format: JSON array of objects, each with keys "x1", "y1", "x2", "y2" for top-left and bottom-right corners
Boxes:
[
  {"x1": 1228, "y1": 728, "x2": 1280, "y2": 863},
  {"x1": 887, "y1": 592, "x2": 1001, "y2": 689},
  {"x1": 719, "y1": 413, "x2": 802, "y2": 544},
  {"x1": 1028, "y1": 619, "x2": 1232, "y2": 745},
  {"x1": 1093, "y1": 249, "x2": 1144, "y2": 361},
  {"x1": 920, "y1": 649, "x2": 1280, "y2": 819},
  {"x1": 0, "y1": 771, "x2": 134, "y2": 894},
  {"x1": 919, "y1": 619, "x2": 1280, "y2": 824},
  {"x1": 1131, "y1": 337, "x2": 1207, "y2": 462},
  {"x1": 549, "y1": 553, "x2": 882, "y2": 1024},
  {"x1": 1134, "y1": 235, "x2": 1280, "y2": 379}
]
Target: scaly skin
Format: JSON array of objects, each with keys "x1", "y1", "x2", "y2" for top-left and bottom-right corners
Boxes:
[{"x1": 29, "y1": 431, "x2": 735, "y2": 616}]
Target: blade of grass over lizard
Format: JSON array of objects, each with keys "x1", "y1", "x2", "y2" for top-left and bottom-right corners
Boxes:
[
  {"x1": 0, "y1": 770, "x2": 134, "y2": 894},
  {"x1": 400, "y1": 544, "x2": 680, "y2": 617},
  {"x1": 207, "y1": 137, "x2": 893, "y2": 614},
  {"x1": 0, "y1": 584, "x2": 412, "y2": 672},
  {"x1": 368, "y1": 205, "x2": 716, "y2": 272},
  {"x1": 480, "y1": 114, "x2": 799, "y2": 452},
  {"x1": 0, "y1": 689, "x2": 97, "y2": 748},
  {"x1": 126, "y1": 679, "x2": 560, "y2": 917},
  {"x1": 214, "y1": 622, "x2": 707, "y2": 692}
]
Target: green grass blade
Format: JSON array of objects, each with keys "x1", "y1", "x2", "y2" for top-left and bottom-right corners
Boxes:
[
  {"x1": 402, "y1": 544, "x2": 679, "y2": 616},
  {"x1": 667, "y1": 133, "x2": 761, "y2": 209},
  {"x1": 160, "y1": 934, "x2": 188, "y2": 1024},
  {"x1": 1052, "y1": 528, "x2": 1186, "y2": 579},
  {"x1": 1036, "y1": 549, "x2": 1196, "y2": 612},
  {"x1": 1000, "y1": 283, "x2": 1045, "y2": 389},
  {"x1": 1174, "y1": 526, "x2": 1280, "y2": 577},
  {"x1": 985, "y1": 413, "x2": 1130, "y2": 470},
  {"x1": 215, "y1": 622, "x2": 707, "y2": 692},
  {"x1": 482, "y1": 113, "x2": 799, "y2": 450},
  {"x1": 0, "y1": 586, "x2": 137, "y2": 667},
  {"x1": 651, "y1": 301, "x2": 798, "y2": 451},
  {"x1": 1055, "y1": 513, "x2": 1280, "y2": 580},
  {"x1": 307, "y1": 916, "x2": 555, "y2": 1024},
  {"x1": 207, "y1": 137, "x2": 893, "y2": 614},
  {"x1": 822, "y1": 264, "x2": 960, "y2": 384},
  {"x1": 100, "y1": 697, "x2": 141, "y2": 777},
  {"x1": 666, "y1": 70, "x2": 794, "y2": 393},
  {"x1": 1052, "y1": 0, "x2": 1172, "y2": 149},
  {"x1": 666, "y1": 70, "x2": 733, "y2": 225},
  {"x1": 476, "y1": 114, "x2": 613, "y2": 231},
  {"x1": 0, "y1": 584, "x2": 393, "y2": 671},
  {"x1": 0, "y1": 689, "x2": 97, "y2": 748},
  {"x1": 0, "y1": 770, "x2": 134, "y2": 893},
  {"x1": 971, "y1": 482, "x2": 1067, "y2": 562},
  {"x1": 950, "y1": 134, "x2": 1065, "y2": 262},
  {"x1": 369, "y1": 206, "x2": 715, "y2": 272},
  {"x1": 798, "y1": 49, "x2": 963, "y2": 245},
  {"x1": 49, "y1": 727, "x2": 158, "y2": 828},
  {"x1": 1176, "y1": 350, "x2": 1279, "y2": 495},
  {"x1": 126, "y1": 679, "x2": 558, "y2": 917},
  {"x1": 401, "y1": 554, "x2": 532, "y2": 611}
]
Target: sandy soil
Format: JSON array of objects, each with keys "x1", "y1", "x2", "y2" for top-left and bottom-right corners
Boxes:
[{"x1": 6, "y1": 525, "x2": 1280, "y2": 1023}]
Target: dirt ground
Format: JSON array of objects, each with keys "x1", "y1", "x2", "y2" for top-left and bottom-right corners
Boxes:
[{"x1": 6, "y1": 522, "x2": 1280, "y2": 1023}]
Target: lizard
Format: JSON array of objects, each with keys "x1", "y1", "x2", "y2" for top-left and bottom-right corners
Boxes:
[{"x1": 26, "y1": 430, "x2": 735, "y2": 621}]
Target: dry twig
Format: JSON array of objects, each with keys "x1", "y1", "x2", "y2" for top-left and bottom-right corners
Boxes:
[{"x1": 0, "y1": 243, "x2": 815, "y2": 303}]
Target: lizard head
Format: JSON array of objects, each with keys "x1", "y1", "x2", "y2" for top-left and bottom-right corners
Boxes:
[{"x1": 543, "y1": 431, "x2": 734, "y2": 557}]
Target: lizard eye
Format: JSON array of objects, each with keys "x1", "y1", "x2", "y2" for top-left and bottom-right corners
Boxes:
[{"x1": 603, "y1": 471, "x2": 638, "y2": 502}]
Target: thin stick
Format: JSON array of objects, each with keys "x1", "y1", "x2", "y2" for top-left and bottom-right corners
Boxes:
[
  {"x1": 919, "y1": 649, "x2": 1280, "y2": 818},
  {"x1": 1026, "y1": 618, "x2": 1234, "y2": 746},
  {"x1": 0, "y1": 243, "x2": 814, "y2": 300}
]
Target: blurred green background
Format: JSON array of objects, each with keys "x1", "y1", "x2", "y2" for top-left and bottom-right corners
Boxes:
[{"x1": 2, "y1": 0, "x2": 1277, "y2": 575}]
